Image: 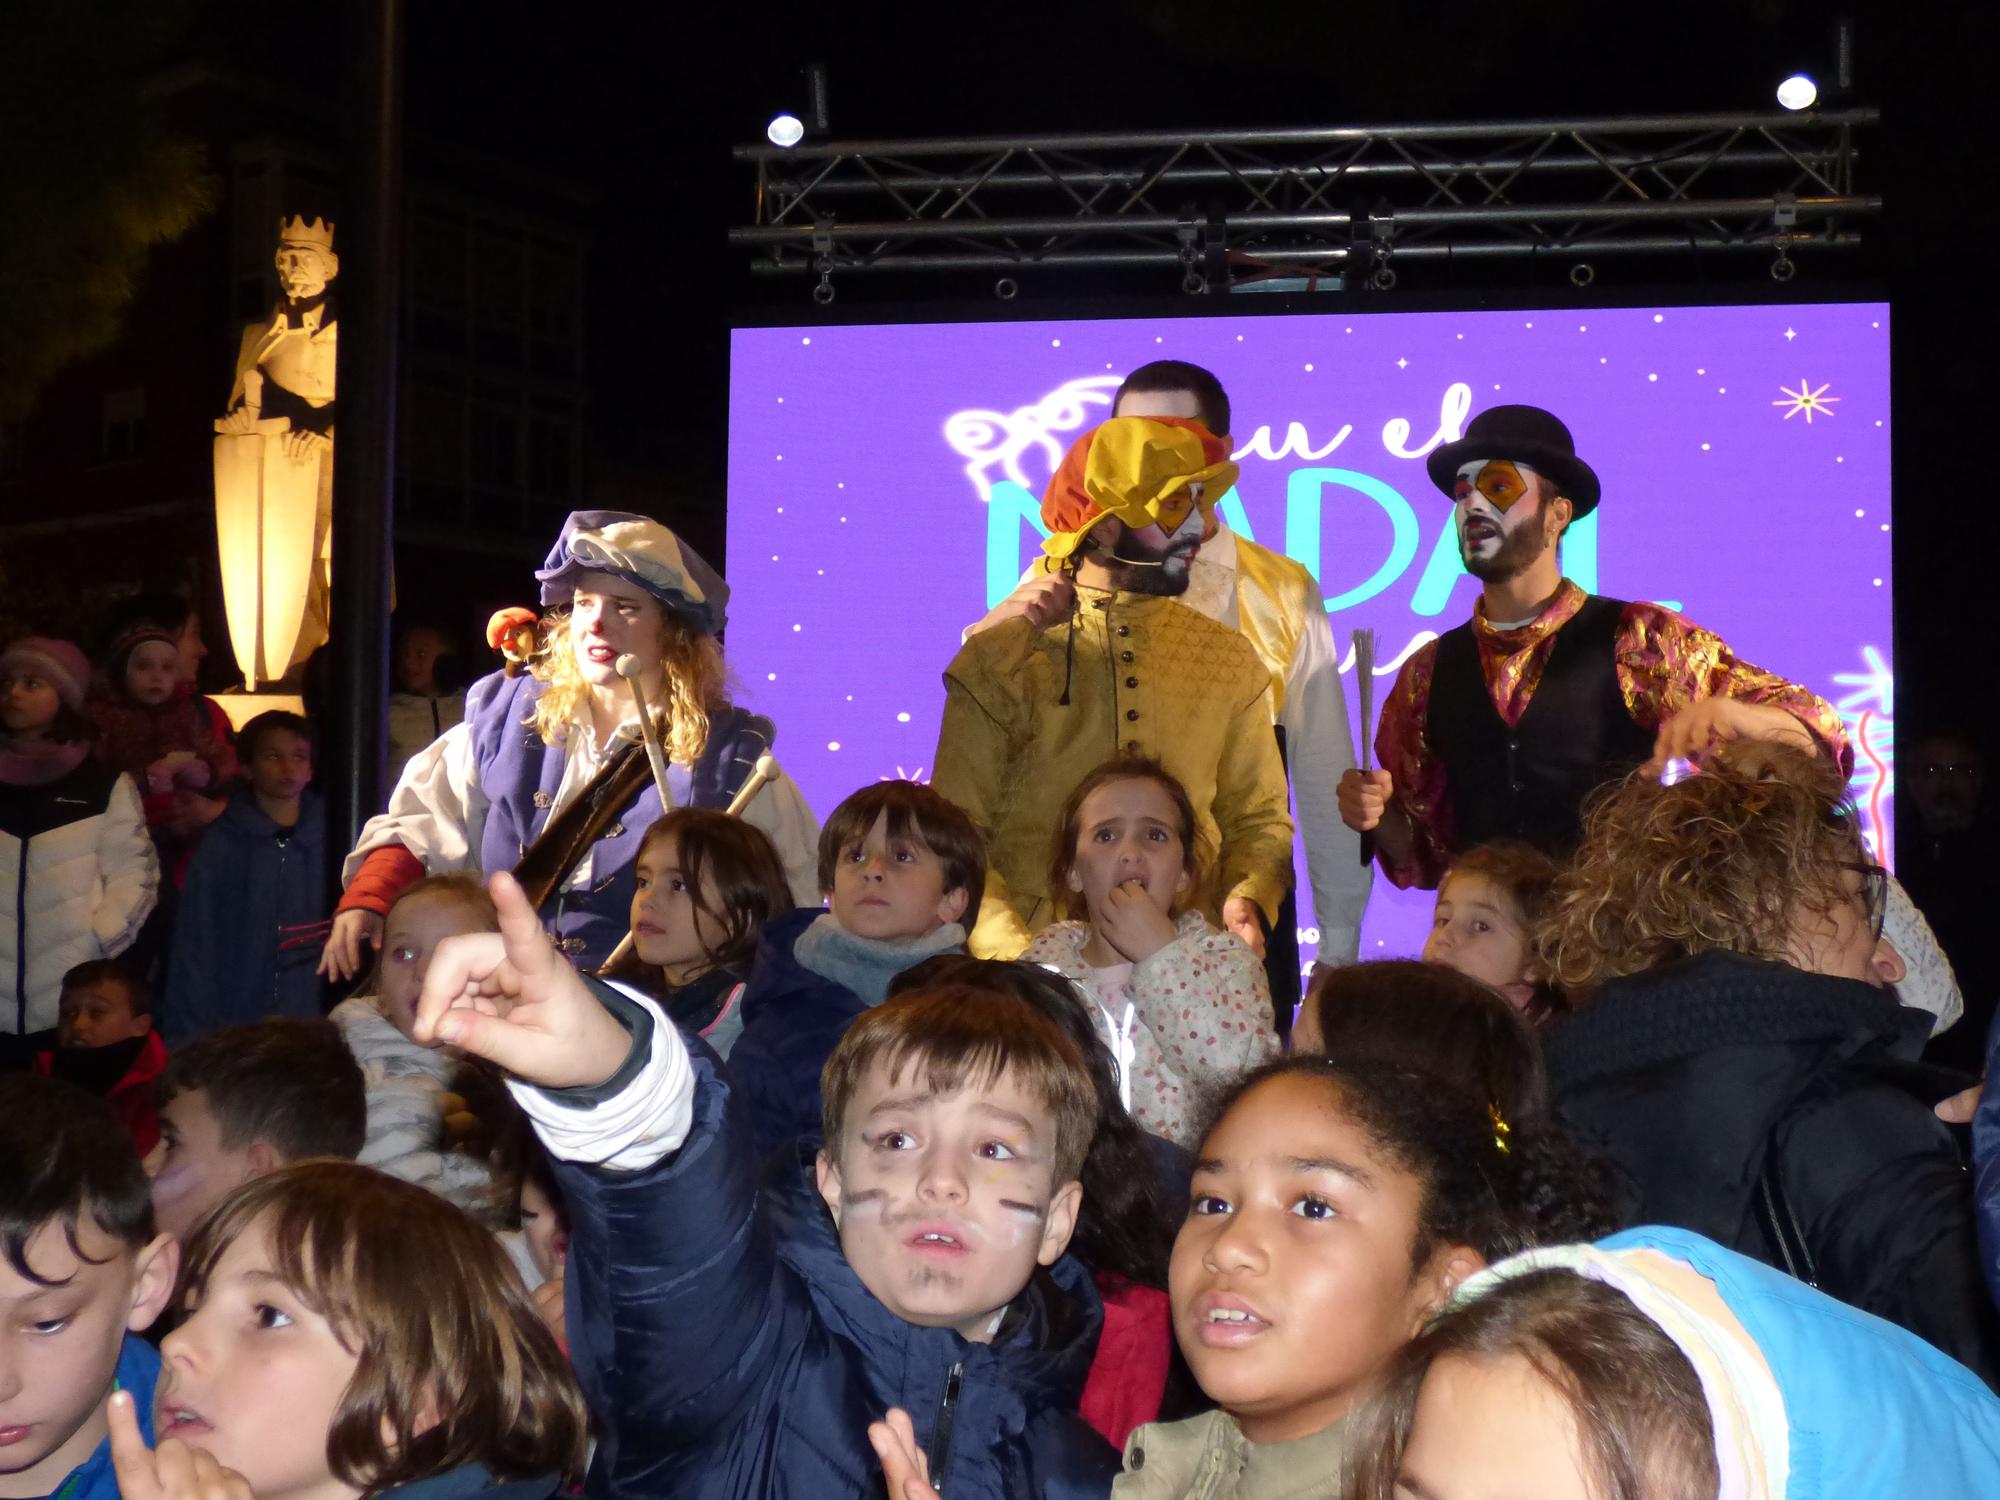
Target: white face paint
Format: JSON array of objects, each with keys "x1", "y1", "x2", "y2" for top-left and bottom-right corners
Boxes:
[
  {"x1": 1452, "y1": 460, "x2": 1562, "y2": 587},
  {"x1": 1453, "y1": 459, "x2": 1542, "y2": 563},
  {"x1": 814, "y1": 1057, "x2": 1082, "y2": 1342}
]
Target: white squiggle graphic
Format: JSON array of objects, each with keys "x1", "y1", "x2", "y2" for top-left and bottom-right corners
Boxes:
[
  {"x1": 1382, "y1": 382, "x2": 1473, "y2": 459},
  {"x1": 1233, "y1": 421, "x2": 1353, "y2": 462},
  {"x1": 943, "y1": 375, "x2": 1124, "y2": 501}
]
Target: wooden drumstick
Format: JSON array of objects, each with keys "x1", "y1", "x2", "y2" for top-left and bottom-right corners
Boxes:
[
  {"x1": 724, "y1": 753, "x2": 781, "y2": 818},
  {"x1": 614, "y1": 653, "x2": 674, "y2": 809},
  {"x1": 595, "y1": 754, "x2": 781, "y2": 978}
]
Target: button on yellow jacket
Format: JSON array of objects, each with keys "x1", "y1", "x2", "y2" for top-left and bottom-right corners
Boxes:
[{"x1": 931, "y1": 590, "x2": 1294, "y2": 960}]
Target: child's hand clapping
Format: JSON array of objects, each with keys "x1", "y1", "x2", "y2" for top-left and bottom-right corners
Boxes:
[
  {"x1": 1096, "y1": 878, "x2": 1179, "y2": 965},
  {"x1": 411, "y1": 871, "x2": 633, "y2": 1090},
  {"x1": 108, "y1": 1391, "x2": 254, "y2": 1500}
]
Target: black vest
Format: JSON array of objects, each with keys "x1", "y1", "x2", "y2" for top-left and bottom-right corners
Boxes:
[{"x1": 1426, "y1": 594, "x2": 1654, "y2": 856}]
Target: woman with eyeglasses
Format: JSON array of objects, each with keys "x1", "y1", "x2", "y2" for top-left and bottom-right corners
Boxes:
[{"x1": 1533, "y1": 741, "x2": 2000, "y2": 1386}]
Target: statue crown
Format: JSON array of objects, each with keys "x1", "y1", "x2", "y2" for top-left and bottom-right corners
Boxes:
[{"x1": 278, "y1": 215, "x2": 336, "y2": 251}]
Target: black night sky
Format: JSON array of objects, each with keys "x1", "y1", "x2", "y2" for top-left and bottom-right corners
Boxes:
[{"x1": 63, "y1": 0, "x2": 2000, "y2": 719}]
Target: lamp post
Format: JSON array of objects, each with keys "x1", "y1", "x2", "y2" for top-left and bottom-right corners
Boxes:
[{"x1": 327, "y1": 0, "x2": 403, "y2": 866}]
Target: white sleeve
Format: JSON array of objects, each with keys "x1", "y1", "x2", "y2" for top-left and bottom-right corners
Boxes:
[
  {"x1": 342, "y1": 719, "x2": 487, "y2": 885},
  {"x1": 504, "y1": 986, "x2": 697, "y2": 1171},
  {"x1": 92, "y1": 774, "x2": 159, "y2": 953},
  {"x1": 741, "y1": 765, "x2": 823, "y2": 907},
  {"x1": 1282, "y1": 589, "x2": 1372, "y2": 964},
  {"x1": 959, "y1": 561, "x2": 1044, "y2": 645}
]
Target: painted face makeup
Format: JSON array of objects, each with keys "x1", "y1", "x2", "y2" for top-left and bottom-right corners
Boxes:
[
  {"x1": 1093, "y1": 505, "x2": 1207, "y2": 597},
  {"x1": 816, "y1": 1057, "x2": 1081, "y2": 1342},
  {"x1": 1453, "y1": 459, "x2": 1550, "y2": 584},
  {"x1": 568, "y1": 570, "x2": 667, "y2": 691}
]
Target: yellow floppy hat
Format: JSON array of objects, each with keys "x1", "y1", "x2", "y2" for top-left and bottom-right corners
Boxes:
[{"x1": 1039, "y1": 416, "x2": 1240, "y2": 562}]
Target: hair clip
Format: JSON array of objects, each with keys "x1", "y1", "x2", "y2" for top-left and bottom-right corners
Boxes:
[{"x1": 1489, "y1": 1101, "x2": 1512, "y2": 1155}]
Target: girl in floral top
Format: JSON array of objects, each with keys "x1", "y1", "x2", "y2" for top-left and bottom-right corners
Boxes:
[{"x1": 1024, "y1": 754, "x2": 1278, "y2": 1145}]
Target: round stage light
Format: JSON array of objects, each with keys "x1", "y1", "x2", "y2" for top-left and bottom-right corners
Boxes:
[
  {"x1": 767, "y1": 114, "x2": 805, "y2": 148},
  {"x1": 1776, "y1": 74, "x2": 1818, "y2": 111}
]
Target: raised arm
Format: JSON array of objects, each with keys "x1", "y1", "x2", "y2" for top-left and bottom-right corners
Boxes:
[{"x1": 415, "y1": 874, "x2": 813, "y2": 1468}]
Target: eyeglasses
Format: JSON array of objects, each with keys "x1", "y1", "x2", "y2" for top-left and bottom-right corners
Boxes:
[{"x1": 1844, "y1": 862, "x2": 1889, "y2": 943}]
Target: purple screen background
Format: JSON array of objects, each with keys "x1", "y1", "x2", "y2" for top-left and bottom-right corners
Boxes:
[{"x1": 725, "y1": 302, "x2": 1893, "y2": 969}]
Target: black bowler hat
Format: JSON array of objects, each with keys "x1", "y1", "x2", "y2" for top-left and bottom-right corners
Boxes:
[{"x1": 1426, "y1": 404, "x2": 1602, "y2": 518}]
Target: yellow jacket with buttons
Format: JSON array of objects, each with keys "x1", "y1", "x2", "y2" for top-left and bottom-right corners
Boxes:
[{"x1": 931, "y1": 590, "x2": 1293, "y2": 960}]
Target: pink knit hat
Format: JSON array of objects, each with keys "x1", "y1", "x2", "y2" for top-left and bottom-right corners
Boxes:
[{"x1": 0, "y1": 636, "x2": 92, "y2": 711}]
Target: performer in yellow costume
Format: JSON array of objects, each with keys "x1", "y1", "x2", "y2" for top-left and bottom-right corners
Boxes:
[
  {"x1": 932, "y1": 415, "x2": 1293, "y2": 959},
  {"x1": 968, "y1": 361, "x2": 1370, "y2": 970}
]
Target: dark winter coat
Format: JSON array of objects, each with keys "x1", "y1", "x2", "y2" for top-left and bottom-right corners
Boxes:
[
  {"x1": 729, "y1": 908, "x2": 965, "y2": 1163},
  {"x1": 729, "y1": 908, "x2": 869, "y2": 1160},
  {"x1": 161, "y1": 789, "x2": 326, "y2": 1043},
  {"x1": 554, "y1": 1006, "x2": 1120, "y2": 1500},
  {"x1": 1546, "y1": 948, "x2": 2000, "y2": 1384}
]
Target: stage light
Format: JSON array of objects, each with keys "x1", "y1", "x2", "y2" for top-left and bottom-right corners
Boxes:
[
  {"x1": 1776, "y1": 74, "x2": 1818, "y2": 110},
  {"x1": 767, "y1": 114, "x2": 805, "y2": 148}
]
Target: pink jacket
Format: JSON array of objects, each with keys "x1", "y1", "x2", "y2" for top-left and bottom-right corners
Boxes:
[{"x1": 1023, "y1": 912, "x2": 1280, "y2": 1146}]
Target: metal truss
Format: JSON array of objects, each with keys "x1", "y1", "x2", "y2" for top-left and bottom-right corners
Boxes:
[{"x1": 730, "y1": 110, "x2": 1878, "y2": 297}]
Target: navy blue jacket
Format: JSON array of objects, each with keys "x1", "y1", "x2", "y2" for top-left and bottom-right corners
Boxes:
[
  {"x1": 554, "y1": 1018, "x2": 1119, "y2": 1500},
  {"x1": 163, "y1": 789, "x2": 326, "y2": 1043},
  {"x1": 729, "y1": 908, "x2": 869, "y2": 1161}
]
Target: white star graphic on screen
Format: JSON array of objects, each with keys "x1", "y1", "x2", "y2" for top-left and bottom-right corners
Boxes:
[
  {"x1": 1396, "y1": 357, "x2": 1408, "y2": 369},
  {"x1": 1783, "y1": 328, "x2": 1797, "y2": 341},
  {"x1": 880, "y1": 766, "x2": 929, "y2": 784},
  {"x1": 1774, "y1": 379, "x2": 1840, "y2": 423}
]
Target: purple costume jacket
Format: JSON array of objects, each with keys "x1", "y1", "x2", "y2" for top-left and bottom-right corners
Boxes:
[{"x1": 464, "y1": 670, "x2": 774, "y2": 969}]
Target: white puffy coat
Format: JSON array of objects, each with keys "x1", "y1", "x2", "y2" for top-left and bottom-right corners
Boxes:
[{"x1": 0, "y1": 759, "x2": 158, "y2": 1033}]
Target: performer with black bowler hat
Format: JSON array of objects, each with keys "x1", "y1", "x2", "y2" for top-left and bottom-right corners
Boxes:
[{"x1": 1339, "y1": 403, "x2": 1851, "y2": 889}]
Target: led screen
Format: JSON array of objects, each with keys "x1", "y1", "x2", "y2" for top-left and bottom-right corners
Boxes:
[{"x1": 725, "y1": 302, "x2": 1892, "y2": 967}]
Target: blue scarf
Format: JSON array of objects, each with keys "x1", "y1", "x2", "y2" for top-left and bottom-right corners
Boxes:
[{"x1": 792, "y1": 913, "x2": 966, "y2": 1005}]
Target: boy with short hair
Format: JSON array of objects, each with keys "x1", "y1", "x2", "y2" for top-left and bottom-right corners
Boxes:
[
  {"x1": 33, "y1": 959, "x2": 168, "y2": 1154},
  {"x1": 161, "y1": 710, "x2": 327, "y2": 1043},
  {"x1": 729, "y1": 780, "x2": 986, "y2": 1158},
  {"x1": 413, "y1": 872, "x2": 1119, "y2": 1498},
  {"x1": 0, "y1": 1073, "x2": 177, "y2": 1500},
  {"x1": 144, "y1": 1018, "x2": 365, "y2": 1240}
]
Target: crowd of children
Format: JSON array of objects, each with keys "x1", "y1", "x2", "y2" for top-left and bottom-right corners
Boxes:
[{"x1": 8, "y1": 555, "x2": 2000, "y2": 1497}]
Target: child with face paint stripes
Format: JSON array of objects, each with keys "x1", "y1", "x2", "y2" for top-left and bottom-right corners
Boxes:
[{"x1": 409, "y1": 871, "x2": 1123, "y2": 1500}]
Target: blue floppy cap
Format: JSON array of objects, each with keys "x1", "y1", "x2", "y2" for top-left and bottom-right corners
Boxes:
[{"x1": 536, "y1": 510, "x2": 729, "y2": 636}]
